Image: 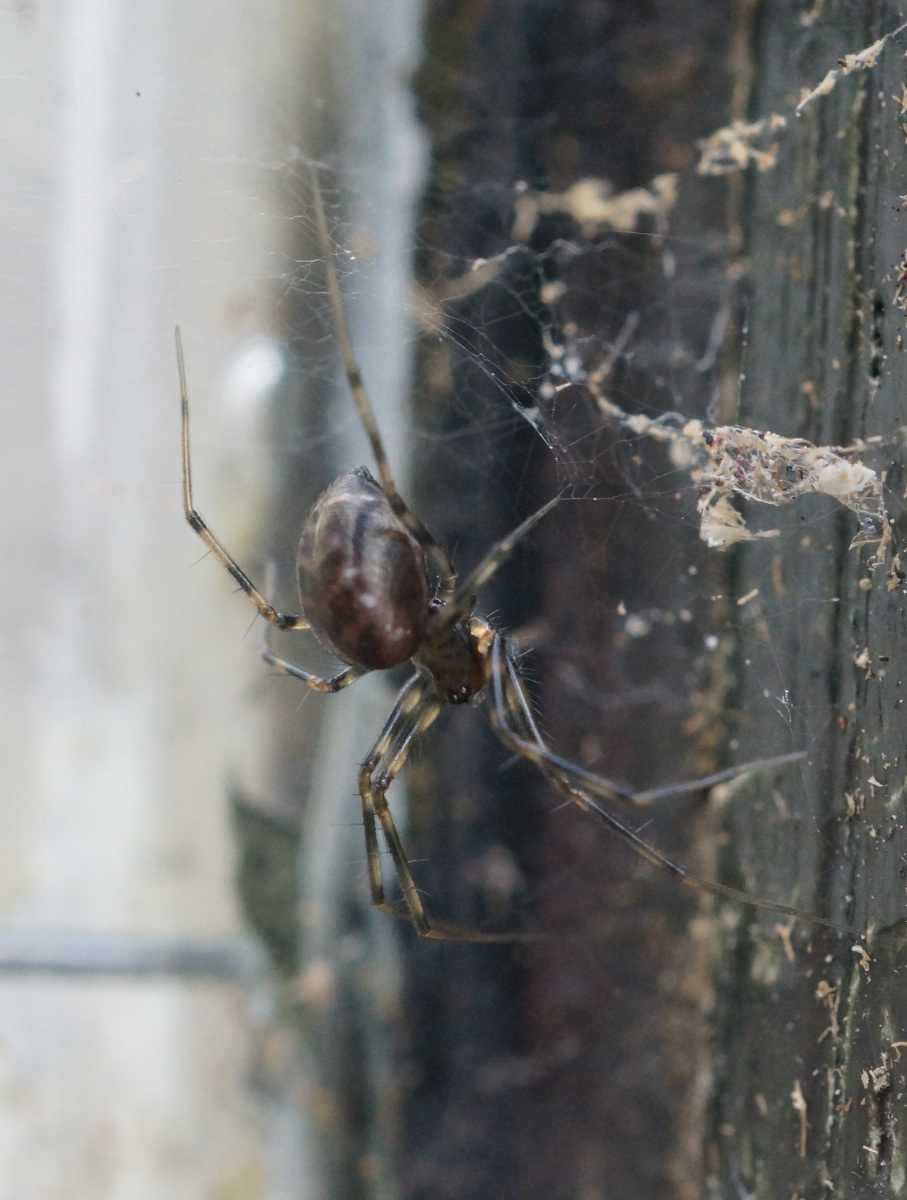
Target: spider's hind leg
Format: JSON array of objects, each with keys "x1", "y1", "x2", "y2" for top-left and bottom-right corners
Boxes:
[{"x1": 357, "y1": 674, "x2": 436, "y2": 930}]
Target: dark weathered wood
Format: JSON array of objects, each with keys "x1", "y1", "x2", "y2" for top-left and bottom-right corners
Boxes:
[
  {"x1": 707, "y1": 3, "x2": 907, "y2": 1196},
  {"x1": 406, "y1": 3, "x2": 739, "y2": 1198}
]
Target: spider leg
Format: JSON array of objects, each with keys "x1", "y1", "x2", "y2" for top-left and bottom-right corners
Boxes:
[
  {"x1": 488, "y1": 633, "x2": 803, "y2": 805},
  {"x1": 631, "y1": 758, "x2": 805, "y2": 803},
  {"x1": 309, "y1": 166, "x2": 457, "y2": 600},
  {"x1": 177, "y1": 328, "x2": 308, "y2": 631},
  {"x1": 430, "y1": 496, "x2": 559, "y2": 636},
  {"x1": 358, "y1": 674, "x2": 437, "y2": 927},
  {"x1": 261, "y1": 621, "x2": 362, "y2": 693},
  {"x1": 485, "y1": 632, "x2": 650, "y2": 804},
  {"x1": 488, "y1": 634, "x2": 861, "y2": 937},
  {"x1": 358, "y1": 672, "x2": 539, "y2": 942}
]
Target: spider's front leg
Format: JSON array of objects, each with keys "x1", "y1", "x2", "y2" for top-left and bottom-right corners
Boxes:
[
  {"x1": 357, "y1": 674, "x2": 442, "y2": 934},
  {"x1": 177, "y1": 327, "x2": 308, "y2": 631},
  {"x1": 487, "y1": 634, "x2": 860, "y2": 937},
  {"x1": 359, "y1": 674, "x2": 536, "y2": 942},
  {"x1": 487, "y1": 632, "x2": 803, "y2": 805}
]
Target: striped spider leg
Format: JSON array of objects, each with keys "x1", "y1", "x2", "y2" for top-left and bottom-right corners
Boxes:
[{"x1": 486, "y1": 633, "x2": 860, "y2": 938}]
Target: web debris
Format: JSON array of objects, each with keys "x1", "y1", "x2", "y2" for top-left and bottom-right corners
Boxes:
[
  {"x1": 542, "y1": 331, "x2": 894, "y2": 556},
  {"x1": 511, "y1": 174, "x2": 678, "y2": 242},
  {"x1": 696, "y1": 22, "x2": 907, "y2": 176},
  {"x1": 697, "y1": 115, "x2": 787, "y2": 176},
  {"x1": 687, "y1": 423, "x2": 888, "y2": 552},
  {"x1": 796, "y1": 21, "x2": 907, "y2": 112},
  {"x1": 435, "y1": 21, "x2": 907, "y2": 555}
]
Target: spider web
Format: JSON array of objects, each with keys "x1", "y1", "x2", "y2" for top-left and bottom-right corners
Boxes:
[
  {"x1": 308, "y1": 62, "x2": 907, "y2": 931},
  {"x1": 258, "y1": 157, "x2": 864, "y2": 916},
  {"x1": 203, "y1": 4, "x2": 907, "y2": 940}
]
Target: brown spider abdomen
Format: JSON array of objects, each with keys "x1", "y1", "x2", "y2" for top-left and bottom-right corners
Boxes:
[{"x1": 298, "y1": 468, "x2": 430, "y2": 671}]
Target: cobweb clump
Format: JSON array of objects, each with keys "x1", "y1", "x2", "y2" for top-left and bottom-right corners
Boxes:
[
  {"x1": 542, "y1": 331, "x2": 895, "y2": 556},
  {"x1": 685, "y1": 422, "x2": 889, "y2": 551}
]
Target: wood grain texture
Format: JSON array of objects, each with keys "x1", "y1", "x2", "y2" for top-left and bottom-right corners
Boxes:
[{"x1": 708, "y1": 3, "x2": 907, "y2": 1196}]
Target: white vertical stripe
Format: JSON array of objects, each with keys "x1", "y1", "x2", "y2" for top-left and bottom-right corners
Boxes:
[{"x1": 51, "y1": 0, "x2": 112, "y2": 467}]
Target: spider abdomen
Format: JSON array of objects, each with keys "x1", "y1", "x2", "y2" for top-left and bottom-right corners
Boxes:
[{"x1": 298, "y1": 468, "x2": 430, "y2": 670}]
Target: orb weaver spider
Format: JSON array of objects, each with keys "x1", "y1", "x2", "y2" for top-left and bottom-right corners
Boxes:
[{"x1": 178, "y1": 168, "x2": 853, "y2": 942}]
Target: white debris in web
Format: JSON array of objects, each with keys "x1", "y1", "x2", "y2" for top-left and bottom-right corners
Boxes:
[
  {"x1": 682, "y1": 421, "x2": 888, "y2": 551},
  {"x1": 696, "y1": 115, "x2": 787, "y2": 176},
  {"x1": 796, "y1": 22, "x2": 907, "y2": 113},
  {"x1": 511, "y1": 174, "x2": 678, "y2": 242},
  {"x1": 543, "y1": 333, "x2": 892, "y2": 554},
  {"x1": 693, "y1": 23, "x2": 907, "y2": 176},
  {"x1": 893, "y1": 250, "x2": 907, "y2": 313}
]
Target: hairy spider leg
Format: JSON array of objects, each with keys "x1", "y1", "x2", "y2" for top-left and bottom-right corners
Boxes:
[
  {"x1": 356, "y1": 671, "x2": 538, "y2": 942},
  {"x1": 492, "y1": 704, "x2": 804, "y2": 809},
  {"x1": 310, "y1": 165, "x2": 457, "y2": 601},
  {"x1": 487, "y1": 635, "x2": 861, "y2": 938},
  {"x1": 258, "y1": 561, "x2": 363, "y2": 692},
  {"x1": 478, "y1": 625, "x2": 803, "y2": 807},
  {"x1": 630, "y1": 756, "x2": 805, "y2": 803},
  {"x1": 358, "y1": 673, "x2": 436, "y2": 926},
  {"x1": 261, "y1": 625, "x2": 363, "y2": 693},
  {"x1": 430, "y1": 495, "x2": 561, "y2": 636},
  {"x1": 177, "y1": 327, "x2": 309, "y2": 631}
]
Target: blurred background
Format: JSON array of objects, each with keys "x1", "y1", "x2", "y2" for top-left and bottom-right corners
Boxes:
[{"x1": 0, "y1": 1, "x2": 423, "y2": 1193}]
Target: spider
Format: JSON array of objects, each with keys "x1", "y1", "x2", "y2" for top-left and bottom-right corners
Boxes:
[{"x1": 178, "y1": 169, "x2": 854, "y2": 942}]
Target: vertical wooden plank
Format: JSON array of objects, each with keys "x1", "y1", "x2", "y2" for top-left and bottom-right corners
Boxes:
[
  {"x1": 405, "y1": 3, "x2": 738, "y2": 1197},
  {"x1": 709, "y1": 3, "x2": 907, "y2": 1196}
]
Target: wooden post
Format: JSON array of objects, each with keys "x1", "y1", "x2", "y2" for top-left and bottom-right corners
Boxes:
[{"x1": 707, "y1": 5, "x2": 907, "y2": 1195}]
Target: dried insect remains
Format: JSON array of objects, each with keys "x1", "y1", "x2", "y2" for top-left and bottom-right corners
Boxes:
[{"x1": 179, "y1": 169, "x2": 856, "y2": 942}]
